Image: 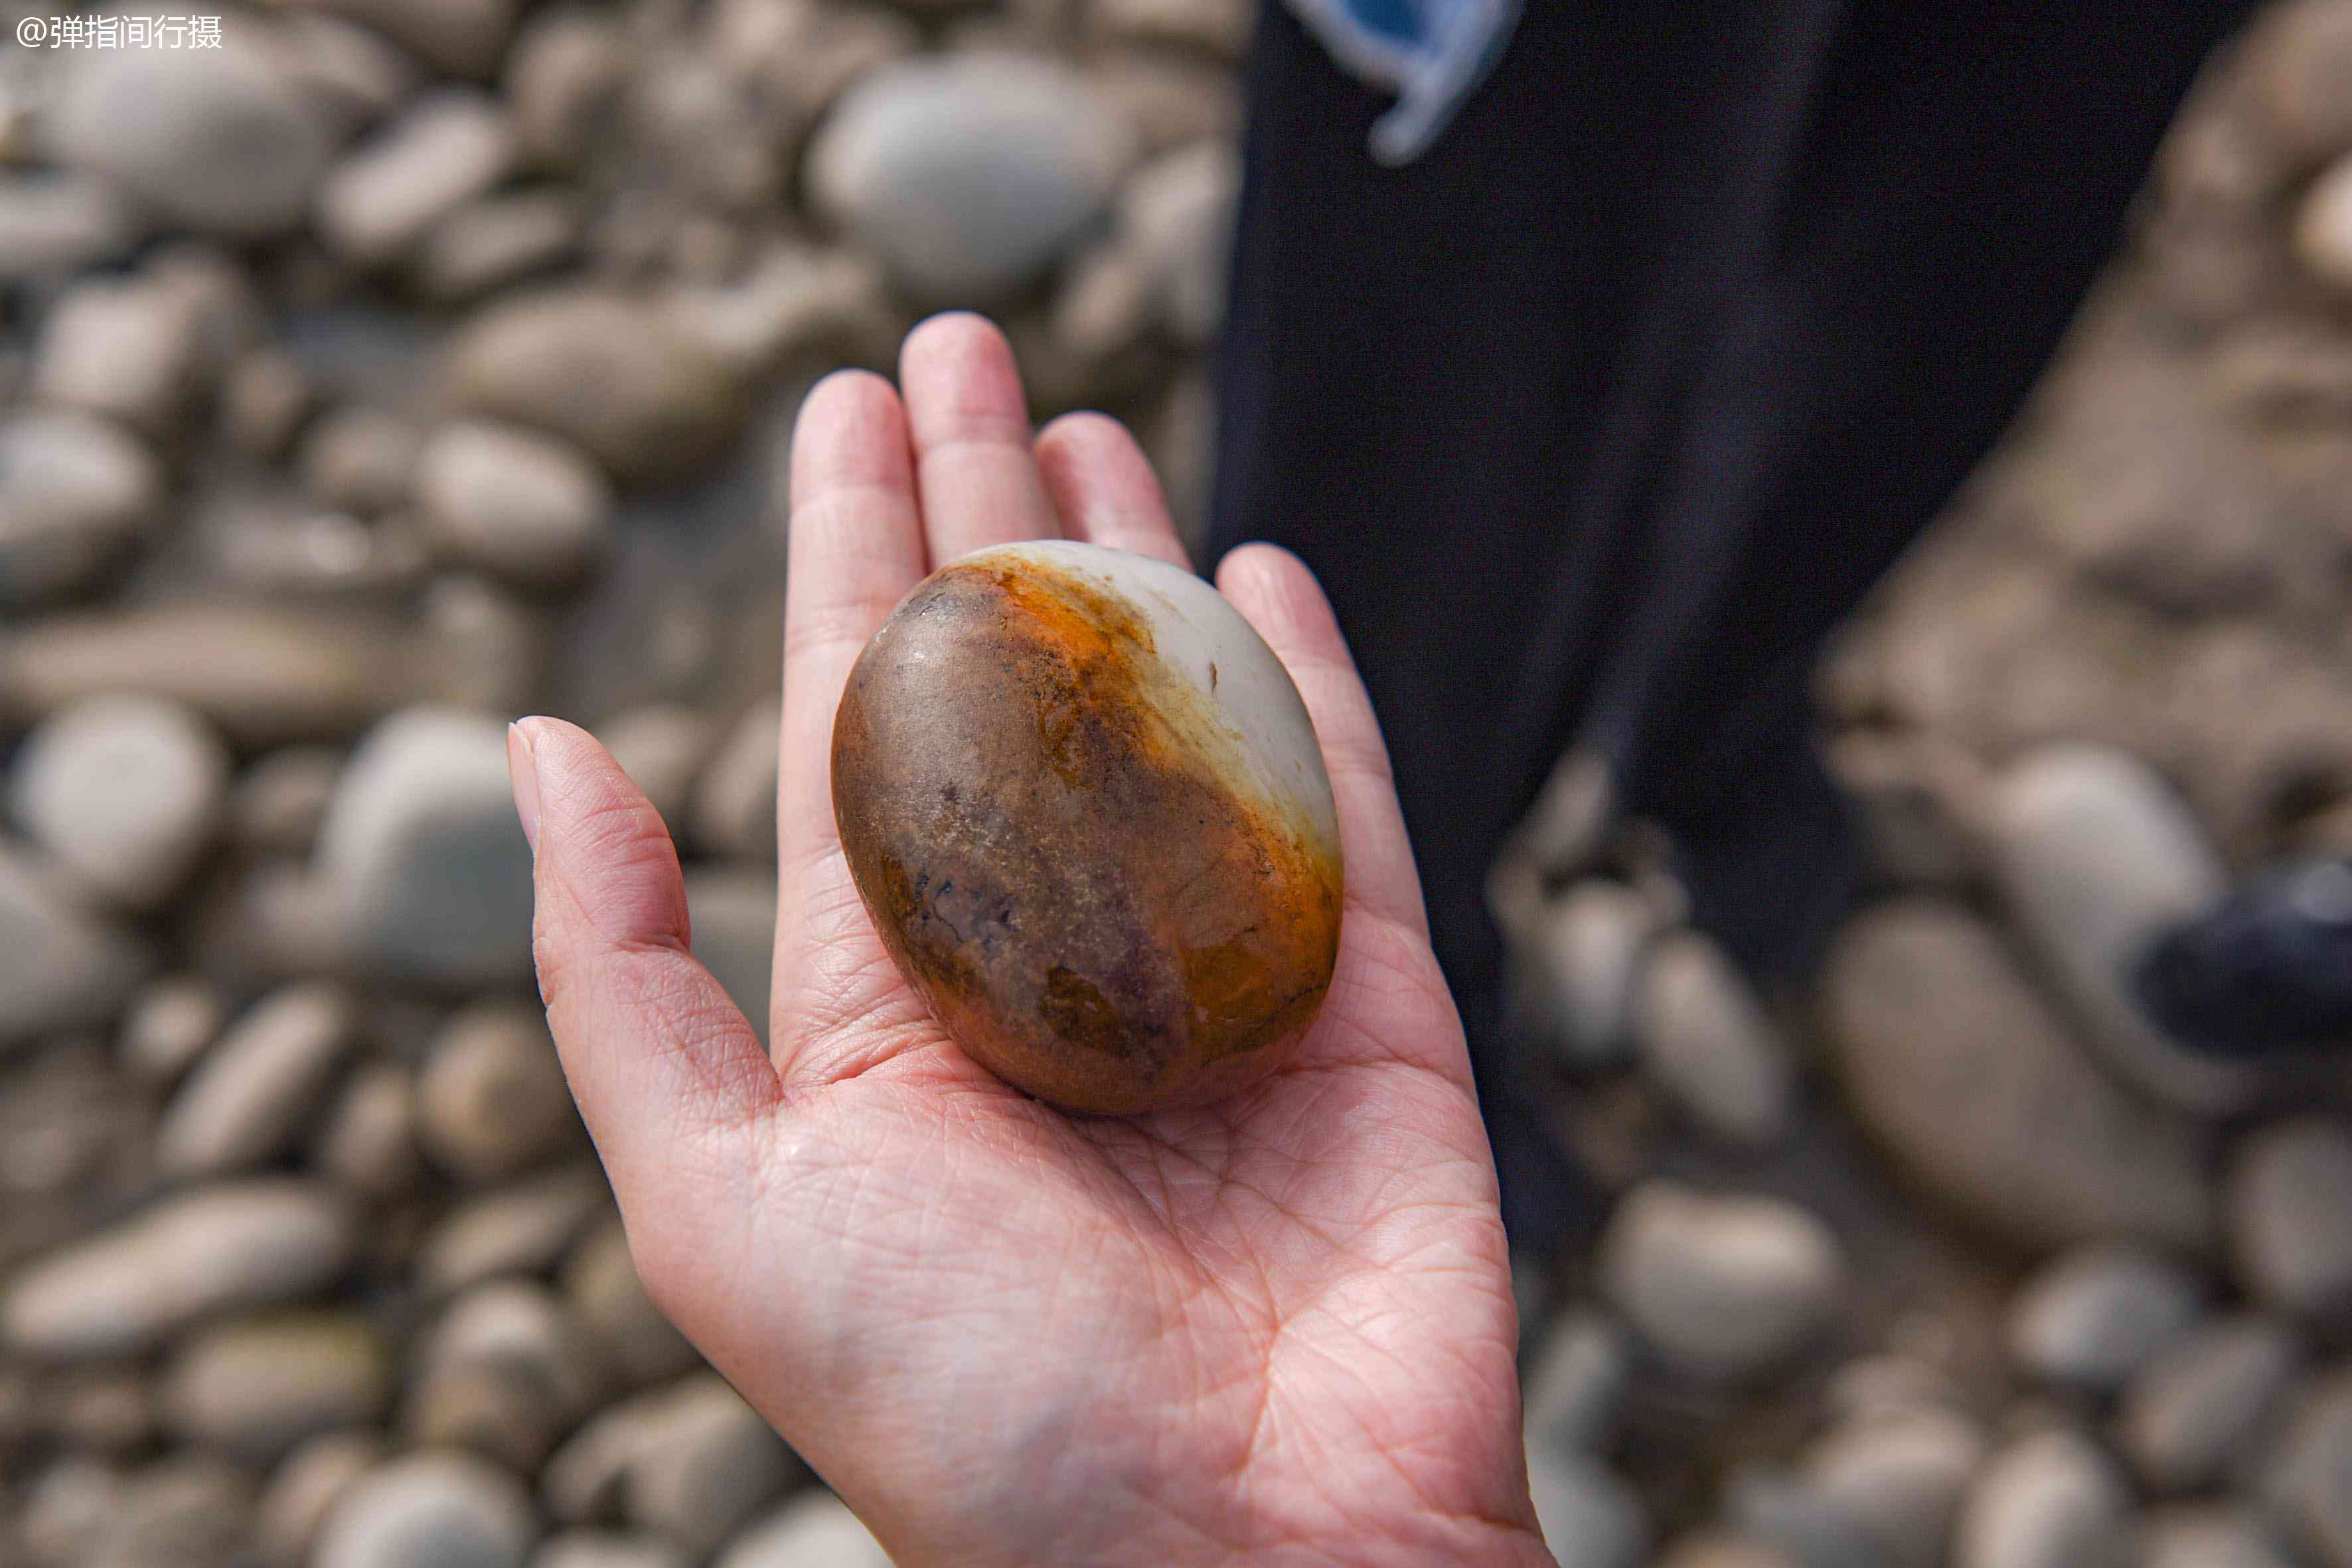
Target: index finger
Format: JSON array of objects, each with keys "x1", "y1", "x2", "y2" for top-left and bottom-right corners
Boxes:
[{"x1": 777, "y1": 372, "x2": 927, "y2": 942}]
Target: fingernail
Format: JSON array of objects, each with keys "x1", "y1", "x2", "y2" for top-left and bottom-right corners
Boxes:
[{"x1": 508, "y1": 720, "x2": 542, "y2": 857}]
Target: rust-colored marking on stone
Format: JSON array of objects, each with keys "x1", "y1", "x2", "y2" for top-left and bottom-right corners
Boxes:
[{"x1": 832, "y1": 553, "x2": 1342, "y2": 1114}]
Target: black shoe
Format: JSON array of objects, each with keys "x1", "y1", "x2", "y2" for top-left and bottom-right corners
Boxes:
[{"x1": 2135, "y1": 858, "x2": 2352, "y2": 1059}]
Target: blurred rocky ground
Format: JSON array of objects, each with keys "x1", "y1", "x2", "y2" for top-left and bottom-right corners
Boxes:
[{"x1": 0, "y1": 0, "x2": 2348, "y2": 1563}]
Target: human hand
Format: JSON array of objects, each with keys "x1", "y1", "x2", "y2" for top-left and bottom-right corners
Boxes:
[{"x1": 509, "y1": 314, "x2": 1551, "y2": 1567}]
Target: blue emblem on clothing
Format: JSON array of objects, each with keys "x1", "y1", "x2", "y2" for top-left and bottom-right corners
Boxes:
[{"x1": 1282, "y1": 0, "x2": 1523, "y2": 164}]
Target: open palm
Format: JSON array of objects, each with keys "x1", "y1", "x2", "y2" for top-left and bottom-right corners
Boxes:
[{"x1": 512, "y1": 315, "x2": 1550, "y2": 1567}]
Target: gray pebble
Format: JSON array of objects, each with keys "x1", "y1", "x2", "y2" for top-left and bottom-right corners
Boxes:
[
  {"x1": 2142, "y1": 1506, "x2": 2298, "y2": 1568},
  {"x1": 2260, "y1": 1366, "x2": 2352, "y2": 1568},
  {"x1": 10, "y1": 694, "x2": 230, "y2": 911},
  {"x1": 546, "y1": 1373, "x2": 799, "y2": 1551},
  {"x1": 0, "y1": 839, "x2": 149, "y2": 1052},
  {"x1": 31, "y1": 272, "x2": 208, "y2": 435},
  {"x1": 418, "y1": 1000, "x2": 581, "y2": 1183},
  {"x1": 155, "y1": 982, "x2": 354, "y2": 1179},
  {"x1": 688, "y1": 696, "x2": 781, "y2": 860},
  {"x1": 2230, "y1": 1116, "x2": 2352, "y2": 1322},
  {"x1": 314, "y1": 1451, "x2": 536, "y2": 1568},
  {"x1": 1526, "y1": 1450, "x2": 1650, "y2": 1568},
  {"x1": 1517, "y1": 880, "x2": 1662, "y2": 1070},
  {"x1": 1597, "y1": 1182, "x2": 1844, "y2": 1384},
  {"x1": 416, "y1": 420, "x2": 613, "y2": 591},
  {"x1": 597, "y1": 706, "x2": 718, "y2": 833},
  {"x1": 564, "y1": 1220, "x2": 700, "y2": 1389},
  {"x1": 158, "y1": 1310, "x2": 390, "y2": 1460},
  {"x1": 317, "y1": 89, "x2": 517, "y2": 264},
  {"x1": 1952, "y1": 1429, "x2": 2133, "y2": 1568},
  {"x1": 809, "y1": 53, "x2": 1133, "y2": 304},
  {"x1": 1990, "y1": 743, "x2": 2259, "y2": 1113},
  {"x1": 1824, "y1": 901, "x2": 2216, "y2": 1252},
  {"x1": 0, "y1": 173, "x2": 141, "y2": 280},
  {"x1": 314, "y1": 1060, "x2": 424, "y2": 1198},
  {"x1": 2118, "y1": 1313, "x2": 2301, "y2": 1492},
  {"x1": 686, "y1": 867, "x2": 779, "y2": 1044},
  {"x1": 318, "y1": 707, "x2": 535, "y2": 987},
  {"x1": 2005, "y1": 1241, "x2": 2205, "y2": 1393},
  {"x1": 230, "y1": 747, "x2": 345, "y2": 858},
  {"x1": 3, "y1": 1180, "x2": 352, "y2": 1359},
  {"x1": 1802, "y1": 1405, "x2": 1986, "y2": 1568},
  {"x1": 0, "y1": 408, "x2": 163, "y2": 606},
  {"x1": 420, "y1": 190, "x2": 584, "y2": 303},
  {"x1": 1632, "y1": 929, "x2": 1794, "y2": 1147},
  {"x1": 254, "y1": 1431, "x2": 383, "y2": 1568},
  {"x1": 408, "y1": 1279, "x2": 601, "y2": 1470},
  {"x1": 1117, "y1": 140, "x2": 1239, "y2": 346},
  {"x1": 716, "y1": 1494, "x2": 891, "y2": 1568},
  {"x1": 46, "y1": 37, "x2": 335, "y2": 236},
  {"x1": 1522, "y1": 1306, "x2": 1631, "y2": 1458},
  {"x1": 534, "y1": 1531, "x2": 692, "y2": 1568},
  {"x1": 0, "y1": 603, "x2": 439, "y2": 747},
  {"x1": 443, "y1": 287, "x2": 744, "y2": 485},
  {"x1": 420, "y1": 1164, "x2": 615, "y2": 1298},
  {"x1": 292, "y1": 0, "x2": 518, "y2": 78},
  {"x1": 298, "y1": 408, "x2": 422, "y2": 516},
  {"x1": 118, "y1": 975, "x2": 228, "y2": 1086}
]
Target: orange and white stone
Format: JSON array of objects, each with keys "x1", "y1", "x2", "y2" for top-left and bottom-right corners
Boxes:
[{"x1": 832, "y1": 540, "x2": 1344, "y2": 1115}]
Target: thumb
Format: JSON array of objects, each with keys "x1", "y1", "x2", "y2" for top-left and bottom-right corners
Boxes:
[{"x1": 509, "y1": 717, "x2": 781, "y2": 1223}]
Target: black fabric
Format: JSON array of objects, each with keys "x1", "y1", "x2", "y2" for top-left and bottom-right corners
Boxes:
[{"x1": 1210, "y1": 0, "x2": 2253, "y2": 1245}]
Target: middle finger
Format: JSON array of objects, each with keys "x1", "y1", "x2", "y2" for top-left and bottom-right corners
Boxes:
[{"x1": 900, "y1": 313, "x2": 1061, "y2": 564}]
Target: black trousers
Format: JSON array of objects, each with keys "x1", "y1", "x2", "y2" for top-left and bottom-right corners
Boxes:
[{"x1": 1208, "y1": 0, "x2": 2252, "y2": 1243}]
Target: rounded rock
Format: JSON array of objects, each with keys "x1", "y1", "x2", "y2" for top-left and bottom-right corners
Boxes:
[
  {"x1": 229, "y1": 747, "x2": 345, "y2": 858},
  {"x1": 416, "y1": 420, "x2": 613, "y2": 591},
  {"x1": 255, "y1": 1431, "x2": 384, "y2": 1568},
  {"x1": 596, "y1": 706, "x2": 716, "y2": 834},
  {"x1": 0, "y1": 409, "x2": 163, "y2": 606},
  {"x1": 2005, "y1": 1242, "x2": 2205, "y2": 1393},
  {"x1": 684, "y1": 867, "x2": 779, "y2": 1046},
  {"x1": 315, "y1": 89, "x2": 516, "y2": 266},
  {"x1": 420, "y1": 1165, "x2": 613, "y2": 1298},
  {"x1": 1525, "y1": 1451, "x2": 1650, "y2": 1568},
  {"x1": 1630, "y1": 929, "x2": 1794, "y2": 1147},
  {"x1": 563, "y1": 1221, "x2": 698, "y2": 1387},
  {"x1": 2142, "y1": 1506, "x2": 2298, "y2": 1568},
  {"x1": 159, "y1": 1311, "x2": 390, "y2": 1460},
  {"x1": 318, "y1": 707, "x2": 536, "y2": 986},
  {"x1": 3, "y1": 1180, "x2": 353, "y2": 1359},
  {"x1": 1595, "y1": 1182, "x2": 1845, "y2": 1384},
  {"x1": 2229, "y1": 1116, "x2": 2352, "y2": 1322},
  {"x1": 418, "y1": 1000, "x2": 580, "y2": 1182},
  {"x1": 1823, "y1": 900, "x2": 2216, "y2": 1252},
  {"x1": 1802, "y1": 1406, "x2": 1986, "y2": 1568},
  {"x1": 716, "y1": 1494, "x2": 891, "y2": 1568},
  {"x1": 47, "y1": 38, "x2": 335, "y2": 237},
  {"x1": 623, "y1": 1374, "x2": 799, "y2": 1551},
  {"x1": 442, "y1": 288, "x2": 744, "y2": 485},
  {"x1": 315, "y1": 1061, "x2": 424, "y2": 1197},
  {"x1": 832, "y1": 540, "x2": 1342, "y2": 1114},
  {"x1": 314, "y1": 1451, "x2": 535, "y2": 1568},
  {"x1": 10, "y1": 694, "x2": 230, "y2": 911},
  {"x1": 0, "y1": 840, "x2": 150, "y2": 1050},
  {"x1": 809, "y1": 53, "x2": 1133, "y2": 304},
  {"x1": 155, "y1": 982, "x2": 354, "y2": 1179},
  {"x1": 2118, "y1": 1314, "x2": 2302, "y2": 1494},
  {"x1": 534, "y1": 1532, "x2": 691, "y2": 1568},
  {"x1": 687, "y1": 696, "x2": 781, "y2": 860},
  {"x1": 1952, "y1": 1429, "x2": 2133, "y2": 1568},
  {"x1": 118, "y1": 975, "x2": 228, "y2": 1085},
  {"x1": 2260, "y1": 1367, "x2": 2352, "y2": 1568}
]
